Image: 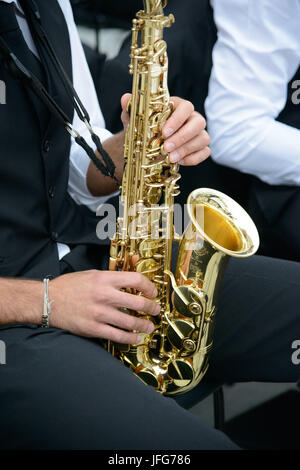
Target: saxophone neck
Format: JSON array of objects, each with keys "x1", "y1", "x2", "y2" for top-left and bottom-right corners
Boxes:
[
  {"x1": 143, "y1": 0, "x2": 166, "y2": 16},
  {"x1": 138, "y1": 1, "x2": 174, "y2": 48}
]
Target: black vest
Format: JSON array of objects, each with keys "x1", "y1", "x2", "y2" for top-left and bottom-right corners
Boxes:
[{"x1": 0, "y1": 0, "x2": 108, "y2": 279}]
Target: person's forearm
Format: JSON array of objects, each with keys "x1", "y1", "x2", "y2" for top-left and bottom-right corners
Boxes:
[
  {"x1": 86, "y1": 130, "x2": 125, "y2": 196},
  {"x1": 0, "y1": 278, "x2": 43, "y2": 326}
]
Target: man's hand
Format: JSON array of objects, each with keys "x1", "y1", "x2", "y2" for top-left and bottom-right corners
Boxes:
[
  {"x1": 87, "y1": 94, "x2": 210, "y2": 196},
  {"x1": 121, "y1": 94, "x2": 210, "y2": 166},
  {"x1": 50, "y1": 270, "x2": 160, "y2": 344}
]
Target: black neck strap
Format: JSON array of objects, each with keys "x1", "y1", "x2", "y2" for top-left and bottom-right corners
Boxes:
[{"x1": 0, "y1": 0, "x2": 119, "y2": 186}]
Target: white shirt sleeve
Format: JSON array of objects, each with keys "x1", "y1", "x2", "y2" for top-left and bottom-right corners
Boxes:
[
  {"x1": 58, "y1": 0, "x2": 118, "y2": 212},
  {"x1": 205, "y1": 0, "x2": 300, "y2": 186}
]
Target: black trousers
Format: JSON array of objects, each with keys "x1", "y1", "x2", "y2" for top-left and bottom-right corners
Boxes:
[{"x1": 0, "y1": 253, "x2": 299, "y2": 450}]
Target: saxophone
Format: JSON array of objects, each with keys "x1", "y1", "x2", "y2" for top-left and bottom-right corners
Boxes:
[{"x1": 108, "y1": 0, "x2": 259, "y2": 395}]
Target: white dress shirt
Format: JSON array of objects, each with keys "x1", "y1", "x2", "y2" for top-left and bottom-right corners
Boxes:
[
  {"x1": 205, "y1": 0, "x2": 300, "y2": 187},
  {"x1": 1, "y1": 0, "x2": 115, "y2": 259}
]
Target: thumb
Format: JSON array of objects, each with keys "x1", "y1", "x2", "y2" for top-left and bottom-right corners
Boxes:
[
  {"x1": 121, "y1": 93, "x2": 131, "y2": 112},
  {"x1": 121, "y1": 93, "x2": 131, "y2": 129}
]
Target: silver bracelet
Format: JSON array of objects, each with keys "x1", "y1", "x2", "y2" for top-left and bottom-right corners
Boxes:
[{"x1": 41, "y1": 278, "x2": 53, "y2": 328}]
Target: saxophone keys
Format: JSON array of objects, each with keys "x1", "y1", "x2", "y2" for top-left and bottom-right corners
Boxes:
[
  {"x1": 182, "y1": 338, "x2": 197, "y2": 353},
  {"x1": 135, "y1": 258, "x2": 161, "y2": 280},
  {"x1": 139, "y1": 239, "x2": 162, "y2": 258},
  {"x1": 146, "y1": 186, "x2": 162, "y2": 205},
  {"x1": 166, "y1": 319, "x2": 195, "y2": 352},
  {"x1": 167, "y1": 359, "x2": 194, "y2": 387},
  {"x1": 135, "y1": 368, "x2": 160, "y2": 389},
  {"x1": 188, "y1": 302, "x2": 203, "y2": 316},
  {"x1": 173, "y1": 285, "x2": 206, "y2": 318}
]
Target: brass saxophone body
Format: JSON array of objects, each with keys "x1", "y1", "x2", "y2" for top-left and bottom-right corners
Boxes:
[{"x1": 108, "y1": 0, "x2": 259, "y2": 396}]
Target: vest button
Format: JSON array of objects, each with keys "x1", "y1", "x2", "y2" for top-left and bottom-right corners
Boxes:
[
  {"x1": 43, "y1": 140, "x2": 51, "y2": 153},
  {"x1": 51, "y1": 232, "x2": 58, "y2": 242},
  {"x1": 48, "y1": 186, "x2": 56, "y2": 199}
]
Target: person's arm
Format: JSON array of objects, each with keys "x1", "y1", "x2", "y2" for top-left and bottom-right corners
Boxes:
[
  {"x1": 0, "y1": 272, "x2": 160, "y2": 344},
  {"x1": 205, "y1": 0, "x2": 300, "y2": 186},
  {"x1": 0, "y1": 278, "x2": 43, "y2": 326},
  {"x1": 86, "y1": 130, "x2": 125, "y2": 197}
]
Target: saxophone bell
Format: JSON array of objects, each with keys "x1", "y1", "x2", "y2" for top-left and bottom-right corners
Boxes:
[{"x1": 167, "y1": 188, "x2": 260, "y2": 395}]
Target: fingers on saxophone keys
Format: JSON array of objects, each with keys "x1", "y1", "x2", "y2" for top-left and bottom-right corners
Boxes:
[
  {"x1": 163, "y1": 98, "x2": 195, "y2": 137},
  {"x1": 108, "y1": 308, "x2": 155, "y2": 335},
  {"x1": 112, "y1": 272, "x2": 158, "y2": 299},
  {"x1": 167, "y1": 132, "x2": 211, "y2": 164},
  {"x1": 116, "y1": 291, "x2": 160, "y2": 317},
  {"x1": 164, "y1": 114, "x2": 207, "y2": 156},
  {"x1": 96, "y1": 324, "x2": 143, "y2": 345}
]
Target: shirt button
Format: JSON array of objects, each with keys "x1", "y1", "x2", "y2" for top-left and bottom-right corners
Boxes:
[
  {"x1": 43, "y1": 140, "x2": 51, "y2": 153},
  {"x1": 51, "y1": 232, "x2": 58, "y2": 242},
  {"x1": 48, "y1": 186, "x2": 56, "y2": 199}
]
